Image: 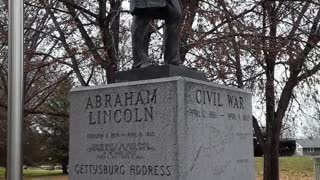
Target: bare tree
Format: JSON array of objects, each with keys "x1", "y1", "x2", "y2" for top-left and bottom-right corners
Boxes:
[
  {"x1": 2, "y1": 1, "x2": 320, "y2": 180},
  {"x1": 0, "y1": 0, "x2": 72, "y2": 172},
  {"x1": 38, "y1": 0, "x2": 122, "y2": 84},
  {"x1": 172, "y1": 1, "x2": 320, "y2": 180}
]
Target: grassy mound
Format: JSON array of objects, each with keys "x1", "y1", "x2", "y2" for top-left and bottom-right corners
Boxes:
[
  {"x1": 256, "y1": 156, "x2": 314, "y2": 180},
  {"x1": 0, "y1": 167, "x2": 62, "y2": 177},
  {"x1": 0, "y1": 157, "x2": 315, "y2": 179}
]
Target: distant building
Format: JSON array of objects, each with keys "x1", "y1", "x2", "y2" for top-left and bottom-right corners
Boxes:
[{"x1": 295, "y1": 139, "x2": 320, "y2": 156}]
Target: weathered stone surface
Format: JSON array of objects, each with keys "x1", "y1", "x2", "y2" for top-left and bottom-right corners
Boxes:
[
  {"x1": 69, "y1": 77, "x2": 255, "y2": 180},
  {"x1": 114, "y1": 64, "x2": 207, "y2": 83}
]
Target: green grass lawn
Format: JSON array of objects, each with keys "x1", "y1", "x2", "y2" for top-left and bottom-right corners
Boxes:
[
  {"x1": 0, "y1": 157, "x2": 315, "y2": 179},
  {"x1": 23, "y1": 169, "x2": 63, "y2": 177},
  {"x1": 0, "y1": 167, "x2": 63, "y2": 177},
  {"x1": 0, "y1": 168, "x2": 4, "y2": 177},
  {"x1": 256, "y1": 156, "x2": 314, "y2": 179}
]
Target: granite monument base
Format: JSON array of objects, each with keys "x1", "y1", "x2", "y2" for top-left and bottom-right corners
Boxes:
[{"x1": 69, "y1": 77, "x2": 255, "y2": 180}]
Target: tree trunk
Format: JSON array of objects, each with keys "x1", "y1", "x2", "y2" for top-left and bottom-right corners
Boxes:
[
  {"x1": 179, "y1": 0, "x2": 200, "y2": 61},
  {"x1": 264, "y1": 61, "x2": 279, "y2": 180},
  {"x1": 105, "y1": 0, "x2": 120, "y2": 84},
  {"x1": 263, "y1": 1, "x2": 279, "y2": 179},
  {"x1": 263, "y1": 128, "x2": 280, "y2": 180},
  {"x1": 62, "y1": 162, "x2": 68, "y2": 175}
]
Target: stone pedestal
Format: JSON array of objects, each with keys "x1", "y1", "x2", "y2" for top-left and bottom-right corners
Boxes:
[
  {"x1": 69, "y1": 77, "x2": 255, "y2": 180},
  {"x1": 114, "y1": 64, "x2": 207, "y2": 83}
]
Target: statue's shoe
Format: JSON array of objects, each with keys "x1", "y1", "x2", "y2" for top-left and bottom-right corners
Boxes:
[
  {"x1": 170, "y1": 63, "x2": 197, "y2": 71},
  {"x1": 133, "y1": 61, "x2": 153, "y2": 69}
]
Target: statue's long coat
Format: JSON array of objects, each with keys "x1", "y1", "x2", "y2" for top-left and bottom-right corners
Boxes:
[
  {"x1": 130, "y1": 0, "x2": 167, "y2": 12},
  {"x1": 130, "y1": 0, "x2": 182, "y2": 17}
]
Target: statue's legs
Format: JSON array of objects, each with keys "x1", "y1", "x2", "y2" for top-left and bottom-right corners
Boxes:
[
  {"x1": 163, "y1": 0, "x2": 183, "y2": 65},
  {"x1": 132, "y1": 16, "x2": 152, "y2": 68}
]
